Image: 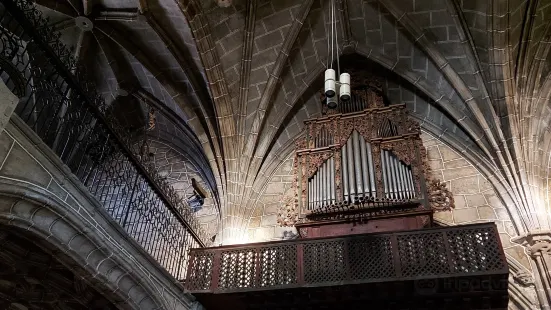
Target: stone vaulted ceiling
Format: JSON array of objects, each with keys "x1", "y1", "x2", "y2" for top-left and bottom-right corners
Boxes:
[{"x1": 35, "y1": 0, "x2": 551, "y2": 243}]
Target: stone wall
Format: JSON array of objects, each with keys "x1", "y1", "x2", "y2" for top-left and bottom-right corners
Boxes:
[
  {"x1": 0, "y1": 115, "x2": 200, "y2": 310},
  {"x1": 148, "y1": 140, "x2": 220, "y2": 240},
  {"x1": 246, "y1": 153, "x2": 295, "y2": 242},
  {"x1": 422, "y1": 131, "x2": 532, "y2": 272}
]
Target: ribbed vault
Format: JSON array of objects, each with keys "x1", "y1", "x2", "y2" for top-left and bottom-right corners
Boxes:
[{"x1": 34, "y1": 0, "x2": 551, "y2": 244}]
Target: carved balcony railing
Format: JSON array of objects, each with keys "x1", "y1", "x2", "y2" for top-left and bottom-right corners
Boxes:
[
  {"x1": 0, "y1": 0, "x2": 207, "y2": 280},
  {"x1": 185, "y1": 223, "x2": 507, "y2": 294}
]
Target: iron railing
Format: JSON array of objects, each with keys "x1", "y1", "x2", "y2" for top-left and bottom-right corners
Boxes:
[
  {"x1": 0, "y1": 0, "x2": 207, "y2": 280},
  {"x1": 185, "y1": 223, "x2": 507, "y2": 293}
]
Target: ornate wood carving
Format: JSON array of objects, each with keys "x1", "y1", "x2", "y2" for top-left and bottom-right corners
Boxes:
[
  {"x1": 380, "y1": 139, "x2": 414, "y2": 165},
  {"x1": 277, "y1": 194, "x2": 298, "y2": 227},
  {"x1": 428, "y1": 179, "x2": 454, "y2": 211},
  {"x1": 307, "y1": 151, "x2": 334, "y2": 178},
  {"x1": 419, "y1": 139, "x2": 455, "y2": 211},
  {"x1": 334, "y1": 149, "x2": 343, "y2": 201}
]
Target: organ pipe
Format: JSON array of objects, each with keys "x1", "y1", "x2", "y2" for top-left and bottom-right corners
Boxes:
[
  {"x1": 407, "y1": 168, "x2": 415, "y2": 198},
  {"x1": 366, "y1": 143, "x2": 375, "y2": 194},
  {"x1": 353, "y1": 131, "x2": 363, "y2": 199},
  {"x1": 342, "y1": 143, "x2": 349, "y2": 199},
  {"x1": 307, "y1": 132, "x2": 416, "y2": 209},
  {"x1": 386, "y1": 152, "x2": 393, "y2": 198},
  {"x1": 330, "y1": 157, "x2": 335, "y2": 204},
  {"x1": 381, "y1": 150, "x2": 388, "y2": 198},
  {"x1": 359, "y1": 136, "x2": 369, "y2": 197},
  {"x1": 393, "y1": 156, "x2": 402, "y2": 199},
  {"x1": 346, "y1": 136, "x2": 355, "y2": 201},
  {"x1": 380, "y1": 150, "x2": 415, "y2": 200}
]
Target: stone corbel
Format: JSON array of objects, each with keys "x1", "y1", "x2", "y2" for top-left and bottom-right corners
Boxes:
[
  {"x1": 513, "y1": 231, "x2": 551, "y2": 310},
  {"x1": 512, "y1": 270, "x2": 535, "y2": 287},
  {"x1": 514, "y1": 231, "x2": 551, "y2": 257}
]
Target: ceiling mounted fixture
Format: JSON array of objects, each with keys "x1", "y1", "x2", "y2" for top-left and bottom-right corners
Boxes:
[{"x1": 324, "y1": 0, "x2": 350, "y2": 110}]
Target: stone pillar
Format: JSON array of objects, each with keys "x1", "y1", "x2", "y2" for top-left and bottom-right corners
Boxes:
[
  {"x1": 514, "y1": 232, "x2": 551, "y2": 310},
  {"x1": 0, "y1": 80, "x2": 19, "y2": 133}
]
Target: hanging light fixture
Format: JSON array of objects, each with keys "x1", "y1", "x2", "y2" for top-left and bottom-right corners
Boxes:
[{"x1": 324, "y1": 0, "x2": 351, "y2": 109}]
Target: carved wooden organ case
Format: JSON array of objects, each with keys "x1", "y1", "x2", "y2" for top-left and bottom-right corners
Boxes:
[{"x1": 291, "y1": 83, "x2": 434, "y2": 238}]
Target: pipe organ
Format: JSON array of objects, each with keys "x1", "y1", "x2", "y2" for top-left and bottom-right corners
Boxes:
[
  {"x1": 340, "y1": 130, "x2": 375, "y2": 203},
  {"x1": 381, "y1": 149, "x2": 415, "y2": 200},
  {"x1": 289, "y1": 80, "x2": 434, "y2": 237}
]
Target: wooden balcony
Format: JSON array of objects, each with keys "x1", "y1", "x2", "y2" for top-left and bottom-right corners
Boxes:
[{"x1": 185, "y1": 223, "x2": 509, "y2": 310}]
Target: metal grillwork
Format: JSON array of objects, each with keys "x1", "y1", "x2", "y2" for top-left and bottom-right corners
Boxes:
[
  {"x1": 185, "y1": 223, "x2": 507, "y2": 293},
  {"x1": 0, "y1": 0, "x2": 206, "y2": 280}
]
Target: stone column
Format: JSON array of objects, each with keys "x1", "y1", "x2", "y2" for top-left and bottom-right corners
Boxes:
[
  {"x1": 514, "y1": 232, "x2": 551, "y2": 310},
  {"x1": 0, "y1": 80, "x2": 19, "y2": 133}
]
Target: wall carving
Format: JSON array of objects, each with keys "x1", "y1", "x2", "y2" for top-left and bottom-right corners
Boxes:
[{"x1": 427, "y1": 179, "x2": 455, "y2": 212}]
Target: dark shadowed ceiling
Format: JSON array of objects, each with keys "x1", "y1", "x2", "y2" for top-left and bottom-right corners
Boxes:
[{"x1": 34, "y1": 0, "x2": 551, "y2": 243}]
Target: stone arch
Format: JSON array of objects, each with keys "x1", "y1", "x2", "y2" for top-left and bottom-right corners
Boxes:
[
  {"x1": 0, "y1": 178, "x2": 167, "y2": 310},
  {"x1": 0, "y1": 225, "x2": 118, "y2": 309}
]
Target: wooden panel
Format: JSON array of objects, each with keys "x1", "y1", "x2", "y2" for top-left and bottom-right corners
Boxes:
[{"x1": 299, "y1": 216, "x2": 427, "y2": 239}]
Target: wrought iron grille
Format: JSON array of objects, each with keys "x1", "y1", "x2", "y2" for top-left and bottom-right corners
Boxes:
[
  {"x1": 0, "y1": 0, "x2": 207, "y2": 280},
  {"x1": 185, "y1": 223, "x2": 507, "y2": 293}
]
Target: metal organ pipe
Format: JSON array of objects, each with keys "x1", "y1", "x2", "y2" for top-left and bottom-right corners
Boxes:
[
  {"x1": 324, "y1": 161, "x2": 328, "y2": 206},
  {"x1": 319, "y1": 162, "x2": 323, "y2": 206},
  {"x1": 330, "y1": 157, "x2": 335, "y2": 204},
  {"x1": 381, "y1": 150, "x2": 388, "y2": 198},
  {"x1": 366, "y1": 143, "x2": 375, "y2": 195},
  {"x1": 385, "y1": 151, "x2": 394, "y2": 198},
  {"x1": 407, "y1": 168, "x2": 415, "y2": 198},
  {"x1": 380, "y1": 149, "x2": 417, "y2": 200},
  {"x1": 399, "y1": 162, "x2": 407, "y2": 199},
  {"x1": 389, "y1": 154, "x2": 396, "y2": 199},
  {"x1": 308, "y1": 158, "x2": 337, "y2": 209},
  {"x1": 317, "y1": 164, "x2": 321, "y2": 206},
  {"x1": 309, "y1": 131, "x2": 397, "y2": 208},
  {"x1": 346, "y1": 136, "x2": 355, "y2": 202},
  {"x1": 393, "y1": 156, "x2": 402, "y2": 199},
  {"x1": 359, "y1": 136, "x2": 369, "y2": 198},
  {"x1": 353, "y1": 131, "x2": 363, "y2": 200},
  {"x1": 403, "y1": 165, "x2": 410, "y2": 198},
  {"x1": 342, "y1": 144, "x2": 349, "y2": 201}
]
